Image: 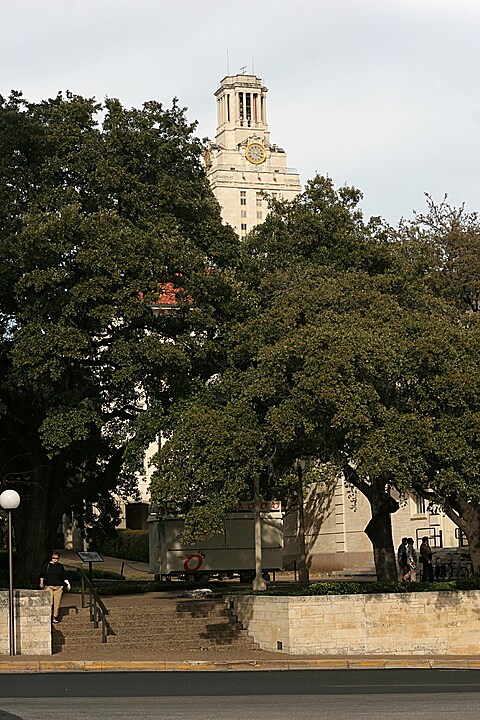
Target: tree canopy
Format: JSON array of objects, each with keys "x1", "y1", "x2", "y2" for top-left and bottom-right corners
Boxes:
[
  {"x1": 151, "y1": 177, "x2": 480, "y2": 581},
  {"x1": 0, "y1": 90, "x2": 237, "y2": 583}
]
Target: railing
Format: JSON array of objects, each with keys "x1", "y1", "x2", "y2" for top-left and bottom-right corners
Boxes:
[{"x1": 66, "y1": 565, "x2": 110, "y2": 643}]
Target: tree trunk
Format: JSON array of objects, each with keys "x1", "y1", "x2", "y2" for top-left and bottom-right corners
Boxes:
[
  {"x1": 442, "y1": 497, "x2": 480, "y2": 577},
  {"x1": 11, "y1": 464, "x2": 62, "y2": 587},
  {"x1": 364, "y1": 489, "x2": 399, "y2": 583},
  {"x1": 252, "y1": 474, "x2": 266, "y2": 592},
  {"x1": 343, "y1": 464, "x2": 399, "y2": 583},
  {"x1": 463, "y1": 509, "x2": 480, "y2": 577}
]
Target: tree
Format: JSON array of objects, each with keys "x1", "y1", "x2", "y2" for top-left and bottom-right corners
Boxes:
[
  {"x1": 398, "y1": 194, "x2": 480, "y2": 313},
  {"x1": 0, "y1": 91, "x2": 237, "y2": 584},
  {"x1": 395, "y1": 198, "x2": 480, "y2": 574},
  {"x1": 152, "y1": 177, "x2": 441, "y2": 582}
]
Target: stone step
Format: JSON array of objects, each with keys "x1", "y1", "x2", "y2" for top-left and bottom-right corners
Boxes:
[
  {"x1": 103, "y1": 600, "x2": 231, "y2": 615},
  {"x1": 61, "y1": 608, "x2": 232, "y2": 620},
  {"x1": 100, "y1": 616, "x2": 238, "y2": 627},
  {"x1": 54, "y1": 625, "x2": 251, "y2": 643},
  {"x1": 54, "y1": 598, "x2": 255, "y2": 655},
  {"x1": 53, "y1": 638, "x2": 259, "y2": 652},
  {"x1": 101, "y1": 607, "x2": 232, "y2": 617}
]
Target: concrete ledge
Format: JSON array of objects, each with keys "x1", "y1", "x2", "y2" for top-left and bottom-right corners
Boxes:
[{"x1": 227, "y1": 591, "x2": 480, "y2": 656}]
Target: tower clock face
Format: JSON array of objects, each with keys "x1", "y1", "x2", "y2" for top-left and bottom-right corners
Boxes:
[{"x1": 245, "y1": 142, "x2": 266, "y2": 164}]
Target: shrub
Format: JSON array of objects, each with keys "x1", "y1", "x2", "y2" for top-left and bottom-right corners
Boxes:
[
  {"x1": 301, "y1": 579, "x2": 480, "y2": 596},
  {"x1": 90, "y1": 529, "x2": 149, "y2": 563}
]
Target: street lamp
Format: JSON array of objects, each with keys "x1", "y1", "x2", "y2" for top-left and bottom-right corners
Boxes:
[{"x1": 0, "y1": 489, "x2": 20, "y2": 655}]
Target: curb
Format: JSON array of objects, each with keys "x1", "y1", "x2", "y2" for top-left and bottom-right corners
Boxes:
[{"x1": 1, "y1": 658, "x2": 480, "y2": 673}]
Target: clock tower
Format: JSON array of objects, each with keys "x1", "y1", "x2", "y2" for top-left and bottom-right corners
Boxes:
[{"x1": 206, "y1": 73, "x2": 301, "y2": 236}]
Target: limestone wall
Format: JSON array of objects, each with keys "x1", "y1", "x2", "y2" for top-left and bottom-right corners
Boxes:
[
  {"x1": 0, "y1": 590, "x2": 51, "y2": 655},
  {"x1": 228, "y1": 591, "x2": 480, "y2": 655}
]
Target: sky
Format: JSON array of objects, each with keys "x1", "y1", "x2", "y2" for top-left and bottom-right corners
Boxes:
[{"x1": 1, "y1": 0, "x2": 479, "y2": 224}]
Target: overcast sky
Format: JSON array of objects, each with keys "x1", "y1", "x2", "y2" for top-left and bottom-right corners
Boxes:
[{"x1": 1, "y1": 0, "x2": 479, "y2": 224}]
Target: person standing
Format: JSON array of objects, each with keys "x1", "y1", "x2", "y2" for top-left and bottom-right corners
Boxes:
[
  {"x1": 420, "y1": 536, "x2": 434, "y2": 582},
  {"x1": 397, "y1": 537, "x2": 408, "y2": 581},
  {"x1": 404, "y1": 538, "x2": 417, "y2": 582},
  {"x1": 39, "y1": 552, "x2": 70, "y2": 623}
]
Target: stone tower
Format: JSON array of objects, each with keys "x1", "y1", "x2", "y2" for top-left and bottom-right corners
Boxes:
[{"x1": 205, "y1": 73, "x2": 301, "y2": 236}]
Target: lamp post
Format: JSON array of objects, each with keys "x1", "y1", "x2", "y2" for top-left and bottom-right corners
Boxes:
[{"x1": 0, "y1": 489, "x2": 20, "y2": 655}]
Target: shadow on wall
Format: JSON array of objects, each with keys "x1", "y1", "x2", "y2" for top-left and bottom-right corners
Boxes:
[{"x1": 283, "y1": 475, "x2": 338, "y2": 573}]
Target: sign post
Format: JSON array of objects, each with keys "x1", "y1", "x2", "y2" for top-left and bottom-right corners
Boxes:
[{"x1": 77, "y1": 551, "x2": 104, "y2": 582}]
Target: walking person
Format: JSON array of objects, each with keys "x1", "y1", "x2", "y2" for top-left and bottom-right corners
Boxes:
[
  {"x1": 397, "y1": 537, "x2": 408, "y2": 581},
  {"x1": 39, "y1": 552, "x2": 70, "y2": 623},
  {"x1": 419, "y1": 536, "x2": 434, "y2": 582},
  {"x1": 404, "y1": 538, "x2": 417, "y2": 582}
]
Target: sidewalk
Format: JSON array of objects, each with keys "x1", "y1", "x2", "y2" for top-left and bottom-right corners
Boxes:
[
  {"x1": 2, "y1": 656, "x2": 480, "y2": 673},
  {"x1": 59, "y1": 549, "x2": 151, "y2": 579}
]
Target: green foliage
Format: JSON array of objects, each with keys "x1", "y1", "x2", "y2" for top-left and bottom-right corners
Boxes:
[
  {"x1": 289, "y1": 580, "x2": 480, "y2": 596},
  {"x1": 398, "y1": 194, "x2": 480, "y2": 313},
  {"x1": 151, "y1": 178, "x2": 480, "y2": 580},
  {"x1": 88, "y1": 529, "x2": 149, "y2": 563},
  {"x1": 0, "y1": 89, "x2": 238, "y2": 584}
]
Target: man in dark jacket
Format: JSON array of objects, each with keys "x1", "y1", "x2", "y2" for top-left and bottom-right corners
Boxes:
[
  {"x1": 397, "y1": 537, "x2": 408, "y2": 581},
  {"x1": 39, "y1": 552, "x2": 70, "y2": 623},
  {"x1": 419, "y1": 536, "x2": 434, "y2": 582}
]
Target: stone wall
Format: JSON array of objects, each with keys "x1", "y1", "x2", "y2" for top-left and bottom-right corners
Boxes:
[
  {"x1": 228, "y1": 591, "x2": 480, "y2": 655},
  {"x1": 0, "y1": 590, "x2": 51, "y2": 655}
]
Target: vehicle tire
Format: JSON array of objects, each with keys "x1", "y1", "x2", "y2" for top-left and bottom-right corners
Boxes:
[
  {"x1": 457, "y1": 565, "x2": 469, "y2": 579},
  {"x1": 239, "y1": 570, "x2": 255, "y2": 583}
]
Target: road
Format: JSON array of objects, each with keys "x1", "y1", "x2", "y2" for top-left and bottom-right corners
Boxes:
[{"x1": 0, "y1": 669, "x2": 479, "y2": 719}]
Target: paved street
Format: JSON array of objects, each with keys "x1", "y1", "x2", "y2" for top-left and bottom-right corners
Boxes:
[
  {"x1": 1, "y1": 693, "x2": 480, "y2": 720},
  {"x1": 1, "y1": 670, "x2": 480, "y2": 719}
]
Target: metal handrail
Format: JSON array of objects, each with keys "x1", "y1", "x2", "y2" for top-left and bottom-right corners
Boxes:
[{"x1": 66, "y1": 564, "x2": 110, "y2": 643}]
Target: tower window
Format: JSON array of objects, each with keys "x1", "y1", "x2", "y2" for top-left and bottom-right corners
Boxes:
[
  {"x1": 257, "y1": 211, "x2": 263, "y2": 220},
  {"x1": 240, "y1": 191, "x2": 246, "y2": 206},
  {"x1": 241, "y1": 223, "x2": 247, "y2": 231},
  {"x1": 227, "y1": 94, "x2": 230, "y2": 122},
  {"x1": 246, "y1": 93, "x2": 251, "y2": 126},
  {"x1": 241, "y1": 210, "x2": 247, "y2": 218}
]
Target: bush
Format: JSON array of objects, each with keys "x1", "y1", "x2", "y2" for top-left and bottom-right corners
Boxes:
[
  {"x1": 90, "y1": 529, "x2": 149, "y2": 563},
  {"x1": 297, "y1": 579, "x2": 480, "y2": 596}
]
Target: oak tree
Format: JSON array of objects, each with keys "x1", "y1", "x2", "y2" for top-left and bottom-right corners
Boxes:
[{"x1": 0, "y1": 91, "x2": 237, "y2": 584}]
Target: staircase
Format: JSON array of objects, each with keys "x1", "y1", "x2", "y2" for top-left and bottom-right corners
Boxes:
[{"x1": 53, "y1": 595, "x2": 259, "y2": 656}]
